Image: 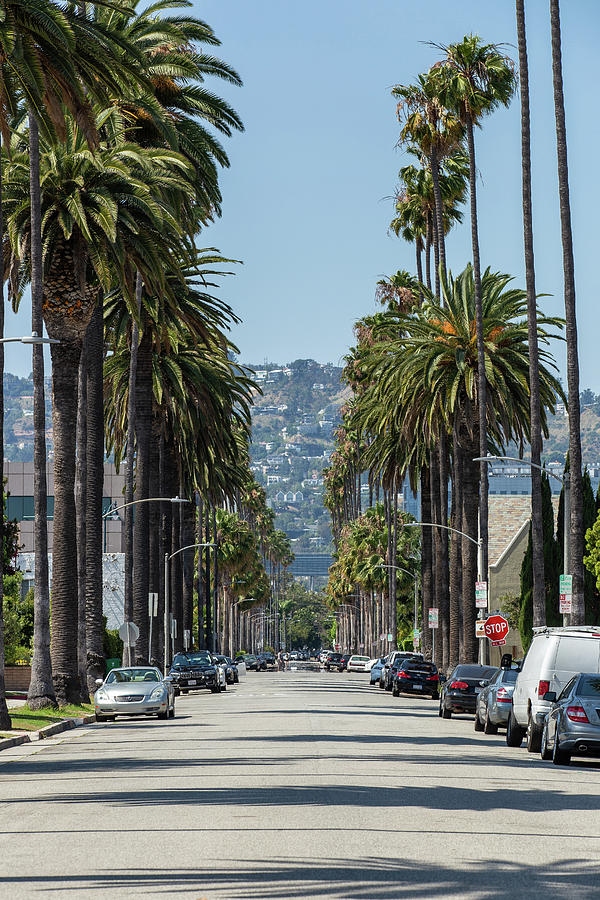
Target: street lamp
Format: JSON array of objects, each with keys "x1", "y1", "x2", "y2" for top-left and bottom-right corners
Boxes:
[
  {"x1": 375, "y1": 563, "x2": 420, "y2": 638},
  {"x1": 475, "y1": 454, "x2": 570, "y2": 623},
  {"x1": 164, "y1": 542, "x2": 215, "y2": 674},
  {"x1": 0, "y1": 331, "x2": 60, "y2": 345}
]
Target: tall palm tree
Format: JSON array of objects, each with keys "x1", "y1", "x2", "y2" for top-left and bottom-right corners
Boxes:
[
  {"x1": 516, "y1": 0, "x2": 545, "y2": 628},
  {"x1": 434, "y1": 35, "x2": 517, "y2": 593},
  {"x1": 550, "y1": 0, "x2": 584, "y2": 622}
]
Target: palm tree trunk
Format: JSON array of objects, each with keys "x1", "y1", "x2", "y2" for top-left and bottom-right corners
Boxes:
[
  {"x1": 391, "y1": 485, "x2": 398, "y2": 647},
  {"x1": 212, "y1": 505, "x2": 218, "y2": 652},
  {"x1": 430, "y1": 145, "x2": 447, "y2": 284},
  {"x1": 49, "y1": 338, "x2": 84, "y2": 704},
  {"x1": 449, "y1": 429, "x2": 463, "y2": 669},
  {"x1": 415, "y1": 239, "x2": 423, "y2": 301},
  {"x1": 85, "y1": 302, "x2": 105, "y2": 689},
  {"x1": 204, "y1": 506, "x2": 212, "y2": 647},
  {"x1": 158, "y1": 431, "x2": 167, "y2": 669},
  {"x1": 425, "y1": 215, "x2": 432, "y2": 292},
  {"x1": 148, "y1": 425, "x2": 160, "y2": 663},
  {"x1": 430, "y1": 445, "x2": 441, "y2": 661},
  {"x1": 75, "y1": 340, "x2": 89, "y2": 700},
  {"x1": 551, "y1": 0, "x2": 584, "y2": 622},
  {"x1": 517, "y1": 0, "x2": 545, "y2": 627},
  {"x1": 461, "y1": 428, "x2": 479, "y2": 662},
  {"x1": 465, "y1": 113, "x2": 489, "y2": 596},
  {"x1": 133, "y1": 327, "x2": 152, "y2": 664},
  {"x1": 196, "y1": 497, "x2": 206, "y2": 650},
  {"x1": 181, "y1": 501, "x2": 195, "y2": 648},
  {"x1": 0, "y1": 146, "x2": 10, "y2": 731},
  {"x1": 439, "y1": 431, "x2": 449, "y2": 670},
  {"x1": 27, "y1": 110, "x2": 55, "y2": 709},
  {"x1": 124, "y1": 273, "x2": 142, "y2": 663},
  {"x1": 421, "y1": 466, "x2": 433, "y2": 661}
]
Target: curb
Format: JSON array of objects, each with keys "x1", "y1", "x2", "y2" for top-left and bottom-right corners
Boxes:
[{"x1": 0, "y1": 713, "x2": 96, "y2": 752}]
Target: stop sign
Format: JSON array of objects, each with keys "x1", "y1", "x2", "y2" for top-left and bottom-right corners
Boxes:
[{"x1": 484, "y1": 614, "x2": 509, "y2": 647}]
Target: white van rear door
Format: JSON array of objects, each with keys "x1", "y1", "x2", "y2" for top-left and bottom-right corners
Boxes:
[{"x1": 552, "y1": 636, "x2": 600, "y2": 691}]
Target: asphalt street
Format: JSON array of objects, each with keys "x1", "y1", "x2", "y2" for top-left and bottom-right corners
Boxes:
[{"x1": 1, "y1": 669, "x2": 600, "y2": 899}]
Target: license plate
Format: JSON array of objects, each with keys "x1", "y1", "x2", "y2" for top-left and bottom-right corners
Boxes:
[
  {"x1": 413, "y1": 684, "x2": 423, "y2": 690},
  {"x1": 188, "y1": 680, "x2": 197, "y2": 686}
]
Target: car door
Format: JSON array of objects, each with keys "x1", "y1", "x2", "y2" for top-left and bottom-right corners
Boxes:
[{"x1": 548, "y1": 676, "x2": 577, "y2": 746}]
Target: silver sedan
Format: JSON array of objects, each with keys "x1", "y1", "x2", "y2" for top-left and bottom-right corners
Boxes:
[
  {"x1": 94, "y1": 667, "x2": 176, "y2": 722},
  {"x1": 474, "y1": 667, "x2": 518, "y2": 733},
  {"x1": 541, "y1": 672, "x2": 600, "y2": 765}
]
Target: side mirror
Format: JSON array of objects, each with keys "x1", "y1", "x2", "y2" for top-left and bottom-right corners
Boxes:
[
  {"x1": 95, "y1": 678, "x2": 104, "y2": 686},
  {"x1": 163, "y1": 676, "x2": 172, "y2": 683},
  {"x1": 543, "y1": 691, "x2": 557, "y2": 703}
]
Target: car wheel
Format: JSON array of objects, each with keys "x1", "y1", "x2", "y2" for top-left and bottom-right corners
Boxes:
[
  {"x1": 385, "y1": 680, "x2": 392, "y2": 692},
  {"x1": 234, "y1": 674, "x2": 239, "y2": 684},
  {"x1": 157, "y1": 709, "x2": 169, "y2": 720},
  {"x1": 431, "y1": 692, "x2": 439, "y2": 701},
  {"x1": 474, "y1": 711, "x2": 484, "y2": 732},
  {"x1": 484, "y1": 709, "x2": 498, "y2": 735},
  {"x1": 552, "y1": 731, "x2": 571, "y2": 766},
  {"x1": 526, "y1": 714, "x2": 543, "y2": 753},
  {"x1": 378, "y1": 678, "x2": 385, "y2": 690},
  {"x1": 325, "y1": 666, "x2": 330, "y2": 671},
  {"x1": 540, "y1": 723, "x2": 552, "y2": 761},
  {"x1": 221, "y1": 679, "x2": 227, "y2": 691},
  {"x1": 392, "y1": 684, "x2": 399, "y2": 697},
  {"x1": 506, "y1": 710, "x2": 525, "y2": 747},
  {"x1": 95, "y1": 714, "x2": 112, "y2": 722},
  {"x1": 438, "y1": 702, "x2": 443, "y2": 717},
  {"x1": 441, "y1": 703, "x2": 452, "y2": 719},
  {"x1": 210, "y1": 685, "x2": 220, "y2": 693}
]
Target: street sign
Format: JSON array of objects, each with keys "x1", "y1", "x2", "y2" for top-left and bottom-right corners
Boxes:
[
  {"x1": 148, "y1": 592, "x2": 158, "y2": 616},
  {"x1": 475, "y1": 620, "x2": 486, "y2": 639},
  {"x1": 475, "y1": 581, "x2": 488, "y2": 609},
  {"x1": 118, "y1": 621, "x2": 139, "y2": 646},
  {"x1": 428, "y1": 608, "x2": 439, "y2": 629},
  {"x1": 412, "y1": 629, "x2": 420, "y2": 640},
  {"x1": 559, "y1": 575, "x2": 572, "y2": 613},
  {"x1": 184, "y1": 629, "x2": 190, "y2": 650},
  {"x1": 484, "y1": 614, "x2": 509, "y2": 647},
  {"x1": 387, "y1": 633, "x2": 393, "y2": 642}
]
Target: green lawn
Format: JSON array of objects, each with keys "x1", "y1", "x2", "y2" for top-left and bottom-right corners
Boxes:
[{"x1": 9, "y1": 704, "x2": 94, "y2": 732}]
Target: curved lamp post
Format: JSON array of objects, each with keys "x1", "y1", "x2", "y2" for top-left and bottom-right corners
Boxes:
[
  {"x1": 164, "y1": 542, "x2": 215, "y2": 674},
  {"x1": 375, "y1": 563, "x2": 420, "y2": 637}
]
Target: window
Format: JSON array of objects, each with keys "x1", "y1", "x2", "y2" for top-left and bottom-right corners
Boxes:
[
  {"x1": 558, "y1": 677, "x2": 577, "y2": 701},
  {"x1": 576, "y1": 675, "x2": 600, "y2": 697}
]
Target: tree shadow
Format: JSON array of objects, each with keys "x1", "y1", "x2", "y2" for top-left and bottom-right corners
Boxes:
[{"x1": 2, "y1": 855, "x2": 600, "y2": 898}]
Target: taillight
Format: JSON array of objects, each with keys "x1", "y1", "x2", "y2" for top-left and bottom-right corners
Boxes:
[
  {"x1": 566, "y1": 705, "x2": 589, "y2": 723},
  {"x1": 397, "y1": 671, "x2": 410, "y2": 679},
  {"x1": 427, "y1": 674, "x2": 439, "y2": 681},
  {"x1": 496, "y1": 688, "x2": 512, "y2": 703},
  {"x1": 450, "y1": 681, "x2": 469, "y2": 690},
  {"x1": 538, "y1": 680, "x2": 550, "y2": 698}
]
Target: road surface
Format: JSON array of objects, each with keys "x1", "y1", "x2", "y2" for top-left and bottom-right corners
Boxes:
[{"x1": 1, "y1": 670, "x2": 599, "y2": 898}]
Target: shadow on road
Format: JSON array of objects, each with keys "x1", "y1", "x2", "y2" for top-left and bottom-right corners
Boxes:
[{"x1": 2, "y1": 855, "x2": 600, "y2": 898}]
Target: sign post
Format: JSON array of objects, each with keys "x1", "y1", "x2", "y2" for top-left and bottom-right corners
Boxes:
[
  {"x1": 148, "y1": 593, "x2": 158, "y2": 663},
  {"x1": 118, "y1": 621, "x2": 140, "y2": 666},
  {"x1": 559, "y1": 574, "x2": 573, "y2": 615}
]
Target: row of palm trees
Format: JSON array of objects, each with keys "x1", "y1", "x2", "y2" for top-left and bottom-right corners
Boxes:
[
  {"x1": 0, "y1": 0, "x2": 286, "y2": 726},
  {"x1": 325, "y1": 3, "x2": 584, "y2": 665}
]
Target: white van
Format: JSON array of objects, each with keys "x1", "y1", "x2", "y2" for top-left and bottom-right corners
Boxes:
[{"x1": 507, "y1": 626, "x2": 600, "y2": 752}]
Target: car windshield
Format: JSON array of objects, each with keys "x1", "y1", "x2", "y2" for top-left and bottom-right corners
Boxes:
[
  {"x1": 500, "y1": 670, "x2": 518, "y2": 684},
  {"x1": 454, "y1": 665, "x2": 496, "y2": 680},
  {"x1": 402, "y1": 661, "x2": 436, "y2": 673},
  {"x1": 577, "y1": 675, "x2": 600, "y2": 697},
  {"x1": 106, "y1": 668, "x2": 159, "y2": 684},
  {"x1": 187, "y1": 653, "x2": 212, "y2": 665},
  {"x1": 352, "y1": 656, "x2": 370, "y2": 662}
]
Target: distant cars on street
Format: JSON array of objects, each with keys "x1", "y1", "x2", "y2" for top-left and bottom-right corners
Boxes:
[
  {"x1": 169, "y1": 651, "x2": 226, "y2": 694},
  {"x1": 324, "y1": 653, "x2": 346, "y2": 672},
  {"x1": 369, "y1": 657, "x2": 387, "y2": 685},
  {"x1": 347, "y1": 655, "x2": 371, "y2": 672},
  {"x1": 438, "y1": 664, "x2": 497, "y2": 718},
  {"x1": 391, "y1": 659, "x2": 439, "y2": 699},
  {"x1": 474, "y1": 666, "x2": 518, "y2": 734}
]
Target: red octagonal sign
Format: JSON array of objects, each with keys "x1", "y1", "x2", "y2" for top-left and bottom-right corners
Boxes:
[{"x1": 484, "y1": 614, "x2": 509, "y2": 647}]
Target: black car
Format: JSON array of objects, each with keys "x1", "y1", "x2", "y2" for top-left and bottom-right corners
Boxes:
[
  {"x1": 382, "y1": 652, "x2": 424, "y2": 690},
  {"x1": 169, "y1": 651, "x2": 223, "y2": 694},
  {"x1": 262, "y1": 652, "x2": 276, "y2": 668},
  {"x1": 214, "y1": 655, "x2": 238, "y2": 684},
  {"x1": 391, "y1": 659, "x2": 439, "y2": 699},
  {"x1": 439, "y1": 664, "x2": 497, "y2": 718},
  {"x1": 324, "y1": 653, "x2": 346, "y2": 671}
]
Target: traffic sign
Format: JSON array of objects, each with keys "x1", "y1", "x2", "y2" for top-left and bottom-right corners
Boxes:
[
  {"x1": 559, "y1": 574, "x2": 573, "y2": 594},
  {"x1": 428, "y1": 608, "x2": 439, "y2": 629},
  {"x1": 559, "y1": 575, "x2": 572, "y2": 613},
  {"x1": 148, "y1": 593, "x2": 158, "y2": 616},
  {"x1": 118, "y1": 621, "x2": 139, "y2": 646},
  {"x1": 484, "y1": 614, "x2": 509, "y2": 646},
  {"x1": 559, "y1": 594, "x2": 572, "y2": 614},
  {"x1": 475, "y1": 620, "x2": 486, "y2": 638},
  {"x1": 475, "y1": 581, "x2": 488, "y2": 609}
]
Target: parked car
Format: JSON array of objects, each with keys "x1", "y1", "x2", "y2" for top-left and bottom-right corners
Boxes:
[
  {"x1": 369, "y1": 657, "x2": 387, "y2": 685},
  {"x1": 255, "y1": 654, "x2": 269, "y2": 671},
  {"x1": 94, "y1": 666, "x2": 175, "y2": 721},
  {"x1": 324, "y1": 653, "x2": 346, "y2": 671},
  {"x1": 382, "y1": 652, "x2": 424, "y2": 690},
  {"x1": 214, "y1": 655, "x2": 238, "y2": 684},
  {"x1": 262, "y1": 652, "x2": 276, "y2": 668},
  {"x1": 474, "y1": 667, "x2": 519, "y2": 733},
  {"x1": 169, "y1": 651, "x2": 225, "y2": 693},
  {"x1": 439, "y1": 664, "x2": 497, "y2": 718},
  {"x1": 540, "y1": 673, "x2": 600, "y2": 765},
  {"x1": 508, "y1": 626, "x2": 600, "y2": 753},
  {"x1": 347, "y1": 655, "x2": 371, "y2": 672},
  {"x1": 392, "y1": 659, "x2": 439, "y2": 699},
  {"x1": 240, "y1": 653, "x2": 259, "y2": 671}
]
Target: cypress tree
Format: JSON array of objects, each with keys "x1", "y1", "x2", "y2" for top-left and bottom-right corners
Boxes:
[
  {"x1": 520, "y1": 471, "x2": 560, "y2": 650},
  {"x1": 518, "y1": 522, "x2": 533, "y2": 652},
  {"x1": 583, "y1": 469, "x2": 599, "y2": 623}
]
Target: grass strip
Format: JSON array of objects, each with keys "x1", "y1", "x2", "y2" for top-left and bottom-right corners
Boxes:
[{"x1": 10, "y1": 704, "x2": 94, "y2": 732}]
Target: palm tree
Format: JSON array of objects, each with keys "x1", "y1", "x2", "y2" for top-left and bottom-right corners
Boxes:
[
  {"x1": 361, "y1": 267, "x2": 564, "y2": 659},
  {"x1": 516, "y1": 0, "x2": 545, "y2": 628},
  {"x1": 5, "y1": 117, "x2": 190, "y2": 703},
  {"x1": 433, "y1": 36, "x2": 517, "y2": 590},
  {"x1": 550, "y1": 0, "x2": 584, "y2": 622}
]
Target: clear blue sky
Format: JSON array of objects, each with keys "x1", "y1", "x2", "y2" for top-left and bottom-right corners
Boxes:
[{"x1": 5, "y1": 0, "x2": 600, "y2": 389}]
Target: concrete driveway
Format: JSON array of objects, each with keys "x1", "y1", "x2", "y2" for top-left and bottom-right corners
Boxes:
[{"x1": 0, "y1": 670, "x2": 599, "y2": 899}]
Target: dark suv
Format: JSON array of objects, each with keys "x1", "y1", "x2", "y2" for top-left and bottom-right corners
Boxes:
[
  {"x1": 392, "y1": 659, "x2": 439, "y2": 699},
  {"x1": 324, "y1": 653, "x2": 346, "y2": 672},
  {"x1": 169, "y1": 651, "x2": 222, "y2": 694}
]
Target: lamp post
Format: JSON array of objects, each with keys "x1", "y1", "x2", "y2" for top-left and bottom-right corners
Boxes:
[
  {"x1": 475, "y1": 454, "x2": 570, "y2": 625},
  {"x1": 100, "y1": 497, "x2": 190, "y2": 666},
  {"x1": 164, "y1": 542, "x2": 215, "y2": 674},
  {"x1": 375, "y1": 563, "x2": 420, "y2": 645}
]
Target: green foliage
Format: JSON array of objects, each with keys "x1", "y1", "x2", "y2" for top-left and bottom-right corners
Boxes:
[
  {"x1": 103, "y1": 617, "x2": 123, "y2": 663},
  {"x1": 3, "y1": 576, "x2": 29, "y2": 664},
  {"x1": 281, "y1": 582, "x2": 332, "y2": 649},
  {"x1": 499, "y1": 593, "x2": 521, "y2": 631}
]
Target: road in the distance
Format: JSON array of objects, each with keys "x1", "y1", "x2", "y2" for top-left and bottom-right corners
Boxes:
[{"x1": 1, "y1": 669, "x2": 600, "y2": 899}]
